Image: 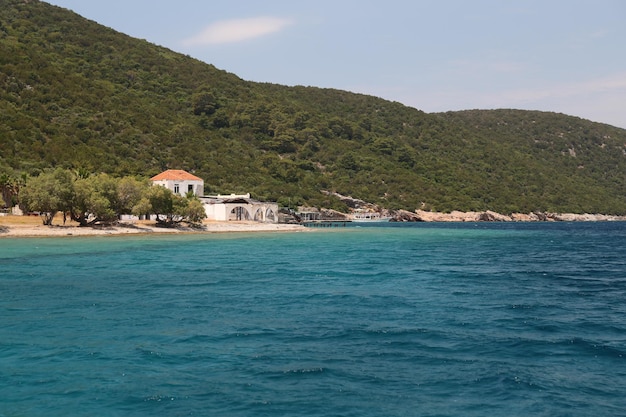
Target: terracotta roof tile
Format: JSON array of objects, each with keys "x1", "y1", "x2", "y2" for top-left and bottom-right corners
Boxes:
[{"x1": 150, "y1": 169, "x2": 203, "y2": 182}]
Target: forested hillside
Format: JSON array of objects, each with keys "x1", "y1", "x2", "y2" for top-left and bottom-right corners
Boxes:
[{"x1": 1, "y1": 0, "x2": 625, "y2": 214}]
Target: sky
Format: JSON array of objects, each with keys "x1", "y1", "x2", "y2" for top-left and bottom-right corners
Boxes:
[{"x1": 46, "y1": 0, "x2": 626, "y2": 129}]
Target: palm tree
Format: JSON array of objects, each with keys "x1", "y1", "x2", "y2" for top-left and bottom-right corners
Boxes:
[
  {"x1": 0, "y1": 173, "x2": 12, "y2": 208},
  {"x1": 13, "y1": 172, "x2": 28, "y2": 207},
  {"x1": 0, "y1": 171, "x2": 28, "y2": 210}
]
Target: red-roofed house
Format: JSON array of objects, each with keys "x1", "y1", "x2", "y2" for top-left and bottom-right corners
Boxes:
[
  {"x1": 150, "y1": 169, "x2": 204, "y2": 196},
  {"x1": 149, "y1": 169, "x2": 278, "y2": 223}
]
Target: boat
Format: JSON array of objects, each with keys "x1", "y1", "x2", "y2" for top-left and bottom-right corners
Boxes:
[{"x1": 350, "y1": 211, "x2": 391, "y2": 222}]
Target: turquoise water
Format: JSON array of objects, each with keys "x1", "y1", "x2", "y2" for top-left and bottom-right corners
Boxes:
[{"x1": 1, "y1": 222, "x2": 625, "y2": 416}]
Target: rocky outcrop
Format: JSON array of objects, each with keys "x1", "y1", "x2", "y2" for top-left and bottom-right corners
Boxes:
[
  {"x1": 320, "y1": 191, "x2": 626, "y2": 222},
  {"x1": 477, "y1": 210, "x2": 512, "y2": 222},
  {"x1": 545, "y1": 213, "x2": 626, "y2": 222},
  {"x1": 320, "y1": 191, "x2": 374, "y2": 210},
  {"x1": 389, "y1": 210, "x2": 423, "y2": 222},
  {"x1": 390, "y1": 209, "x2": 626, "y2": 222},
  {"x1": 320, "y1": 208, "x2": 349, "y2": 220},
  {"x1": 510, "y1": 212, "x2": 544, "y2": 221}
]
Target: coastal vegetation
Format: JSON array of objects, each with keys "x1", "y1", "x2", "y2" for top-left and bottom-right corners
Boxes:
[
  {"x1": 20, "y1": 168, "x2": 205, "y2": 226},
  {"x1": 1, "y1": 0, "x2": 626, "y2": 214}
]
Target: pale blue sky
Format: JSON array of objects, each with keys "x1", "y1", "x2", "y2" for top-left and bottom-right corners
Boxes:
[{"x1": 46, "y1": 0, "x2": 626, "y2": 128}]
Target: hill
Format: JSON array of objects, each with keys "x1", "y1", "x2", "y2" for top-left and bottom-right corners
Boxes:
[{"x1": 1, "y1": 0, "x2": 625, "y2": 214}]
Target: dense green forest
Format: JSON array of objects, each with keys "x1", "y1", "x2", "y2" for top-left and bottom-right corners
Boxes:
[{"x1": 1, "y1": 0, "x2": 625, "y2": 214}]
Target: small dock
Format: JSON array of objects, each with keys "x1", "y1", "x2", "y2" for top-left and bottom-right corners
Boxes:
[{"x1": 302, "y1": 220, "x2": 352, "y2": 228}]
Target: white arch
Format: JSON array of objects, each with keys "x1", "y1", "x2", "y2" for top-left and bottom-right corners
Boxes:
[
  {"x1": 229, "y1": 206, "x2": 251, "y2": 221},
  {"x1": 253, "y1": 208, "x2": 264, "y2": 221}
]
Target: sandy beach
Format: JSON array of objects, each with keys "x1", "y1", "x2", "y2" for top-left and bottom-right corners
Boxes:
[{"x1": 0, "y1": 215, "x2": 307, "y2": 238}]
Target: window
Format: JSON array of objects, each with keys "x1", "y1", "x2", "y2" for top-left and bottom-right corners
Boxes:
[
  {"x1": 174, "y1": 184, "x2": 179, "y2": 194},
  {"x1": 188, "y1": 184, "x2": 194, "y2": 194}
]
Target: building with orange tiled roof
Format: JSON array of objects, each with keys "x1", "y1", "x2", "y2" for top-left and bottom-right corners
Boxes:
[
  {"x1": 149, "y1": 169, "x2": 278, "y2": 223},
  {"x1": 150, "y1": 169, "x2": 204, "y2": 196}
]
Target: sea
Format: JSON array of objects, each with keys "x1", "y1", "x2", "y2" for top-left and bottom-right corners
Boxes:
[{"x1": 1, "y1": 222, "x2": 625, "y2": 417}]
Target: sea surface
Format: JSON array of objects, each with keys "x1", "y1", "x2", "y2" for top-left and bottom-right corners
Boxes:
[{"x1": 1, "y1": 222, "x2": 625, "y2": 416}]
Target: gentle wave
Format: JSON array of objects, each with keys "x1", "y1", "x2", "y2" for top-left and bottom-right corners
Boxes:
[{"x1": 1, "y1": 222, "x2": 625, "y2": 416}]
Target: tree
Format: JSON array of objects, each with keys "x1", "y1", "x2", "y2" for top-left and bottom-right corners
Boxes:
[
  {"x1": 0, "y1": 172, "x2": 26, "y2": 208},
  {"x1": 20, "y1": 169, "x2": 149, "y2": 227},
  {"x1": 180, "y1": 196, "x2": 206, "y2": 226},
  {"x1": 20, "y1": 168, "x2": 73, "y2": 225},
  {"x1": 338, "y1": 152, "x2": 359, "y2": 171},
  {"x1": 0, "y1": 173, "x2": 13, "y2": 208},
  {"x1": 70, "y1": 173, "x2": 120, "y2": 226},
  {"x1": 192, "y1": 91, "x2": 219, "y2": 116},
  {"x1": 116, "y1": 176, "x2": 148, "y2": 215},
  {"x1": 135, "y1": 185, "x2": 173, "y2": 224},
  {"x1": 132, "y1": 185, "x2": 206, "y2": 226}
]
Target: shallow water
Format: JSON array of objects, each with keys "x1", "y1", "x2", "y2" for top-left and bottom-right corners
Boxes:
[{"x1": 1, "y1": 222, "x2": 625, "y2": 416}]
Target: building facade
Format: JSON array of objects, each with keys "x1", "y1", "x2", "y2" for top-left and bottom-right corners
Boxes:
[
  {"x1": 200, "y1": 194, "x2": 278, "y2": 223},
  {"x1": 150, "y1": 170, "x2": 278, "y2": 223},
  {"x1": 150, "y1": 169, "x2": 204, "y2": 196}
]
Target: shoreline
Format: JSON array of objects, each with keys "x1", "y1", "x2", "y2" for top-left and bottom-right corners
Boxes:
[
  {"x1": 0, "y1": 216, "x2": 307, "y2": 238},
  {"x1": 390, "y1": 209, "x2": 626, "y2": 222},
  {"x1": 3, "y1": 210, "x2": 626, "y2": 238}
]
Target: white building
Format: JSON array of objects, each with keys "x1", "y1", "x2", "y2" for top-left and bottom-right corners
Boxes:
[
  {"x1": 150, "y1": 170, "x2": 278, "y2": 223},
  {"x1": 150, "y1": 169, "x2": 204, "y2": 196},
  {"x1": 200, "y1": 194, "x2": 278, "y2": 222}
]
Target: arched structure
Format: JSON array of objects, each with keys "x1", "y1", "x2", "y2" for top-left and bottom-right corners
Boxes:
[
  {"x1": 265, "y1": 208, "x2": 276, "y2": 222},
  {"x1": 201, "y1": 194, "x2": 279, "y2": 223},
  {"x1": 149, "y1": 171, "x2": 280, "y2": 224},
  {"x1": 229, "y1": 206, "x2": 251, "y2": 221}
]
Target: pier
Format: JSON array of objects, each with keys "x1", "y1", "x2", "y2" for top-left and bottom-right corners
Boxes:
[{"x1": 302, "y1": 220, "x2": 351, "y2": 228}]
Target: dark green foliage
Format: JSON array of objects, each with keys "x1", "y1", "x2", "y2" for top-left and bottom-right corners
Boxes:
[
  {"x1": 20, "y1": 167, "x2": 72, "y2": 225},
  {"x1": 1, "y1": 1, "x2": 626, "y2": 214},
  {"x1": 19, "y1": 167, "x2": 204, "y2": 226},
  {"x1": 132, "y1": 184, "x2": 206, "y2": 226}
]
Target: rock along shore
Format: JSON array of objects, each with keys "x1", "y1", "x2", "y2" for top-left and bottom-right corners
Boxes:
[
  {"x1": 390, "y1": 209, "x2": 626, "y2": 222},
  {"x1": 320, "y1": 191, "x2": 626, "y2": 223}
]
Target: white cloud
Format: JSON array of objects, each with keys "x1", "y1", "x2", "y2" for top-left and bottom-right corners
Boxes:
[
  {"x1": 590, "y1": 29, "x2": 609, "y2": 39},
  {"x1": 449, "y1": 59, "x2": 528, "y2": 75},
  {"x1": 490, "y1": 72, "x2": 626, "y2": 104},
  {"x1": 362, "y1": 72, "x2": 626, "y2": 128},
  {"x1": 182, "y1": 17, "x2": 294, "y2": 46}
]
